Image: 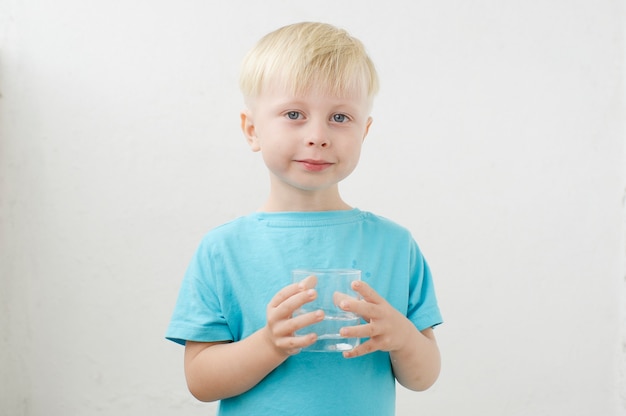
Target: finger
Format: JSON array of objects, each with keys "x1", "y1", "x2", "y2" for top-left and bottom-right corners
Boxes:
[
  {"x1": 268, "y1": 275, "x2": 318, "y2": 309},
  {"x1": 332, "y1": 290, "x2": 359, "y2": 307},
  {"x1": 272, "y1": 289, "x2": 318, "y2": 322},
  {"x1": 268, "y1": 291, "x2": 318, "y2": 328},
  {"x1": 273, "y1": 309, "x2": 324, "y2": 337},
  {"x1": 277, "y1": 332, "x2": 319, "y2": 355},
  {"x1": 268, "y1": 282, "x2": 305, "y2": 309},
  {"x1": 298, "y1": 274, "x2": 318, "y2": 290},
  {"x1": 339, "y1": 322, "x2": 376, "y2": 339},
  {"x1": 350, "y1": 280, "x2": 385, "y2": 304},
  {"x1": 277, "y1": 275, "x2": 319, "y2": 316},
  {"x1": 342, "y1": 339, "x2": 376, "y2": 359},
  {"x1": 337, "y1": 295, "x2": 377, "y2": 322}
]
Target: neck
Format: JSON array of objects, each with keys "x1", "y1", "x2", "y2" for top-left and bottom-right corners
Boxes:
[{"x1": 259, "y1": 181, "x2": 352, "y2": 213}]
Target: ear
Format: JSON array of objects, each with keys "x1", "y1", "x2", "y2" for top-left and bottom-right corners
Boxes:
[
  {"x1": 362, "y1": 116, "x2": 373, "y2": 142},
  {"x1": 241, "y1": 110, "x2": 261, "y2": 152}
]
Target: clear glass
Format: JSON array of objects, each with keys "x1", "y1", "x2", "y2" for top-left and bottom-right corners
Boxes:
[{"x1": 292, "y1": 269, "x2": 361, "y2": 352}]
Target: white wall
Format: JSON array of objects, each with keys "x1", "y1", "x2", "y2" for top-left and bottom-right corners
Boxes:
[{"x1": 1, "y1": 1, "x2": 624, "y2": 415}]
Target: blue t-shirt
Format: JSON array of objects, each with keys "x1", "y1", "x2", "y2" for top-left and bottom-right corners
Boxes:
[{"x1": 166, "y1": 209, "x2": 442, "y2": 416}]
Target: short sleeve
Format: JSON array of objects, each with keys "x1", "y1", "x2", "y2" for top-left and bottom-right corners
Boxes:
[
  {"x1": 165, "y1": 240, "x2": 234, "y2": 345},
  {"x1": 407, "y1": 241, "x2": 443, "y2": 331}
]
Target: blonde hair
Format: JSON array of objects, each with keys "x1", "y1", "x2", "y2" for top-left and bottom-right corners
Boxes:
[{"x1": 239, "y1": 22, "x2": 379, "y2": 101}]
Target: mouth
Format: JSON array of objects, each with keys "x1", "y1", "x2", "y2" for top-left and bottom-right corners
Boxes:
[{"x1": 295, "y1": 159, "x2": 334, "y2": 172}]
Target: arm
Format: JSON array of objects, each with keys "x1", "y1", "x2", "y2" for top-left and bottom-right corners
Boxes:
[
  {"x1": 389, "y1": 326, "x2": 440, "y2": 391},
  {"x1": 338, "y1": 280, "x2": 441, "y2": 391},
  {"x1": 183, "y1": 278, "x2": 322, "y2": 402}
]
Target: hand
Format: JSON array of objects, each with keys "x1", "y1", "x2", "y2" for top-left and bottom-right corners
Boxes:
[
  {"x1": 264, "y1": 275, "x2": 324, "y2": 356},
  {"x1": 338, "y1": 280, "x2": 415, "y2": 359}
]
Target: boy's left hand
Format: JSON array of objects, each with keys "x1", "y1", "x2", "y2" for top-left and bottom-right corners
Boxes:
[{"x1": 338, "y1": 280, "x2": 415, "y2": 359}]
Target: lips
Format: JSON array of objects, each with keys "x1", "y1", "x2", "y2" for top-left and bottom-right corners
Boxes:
[{"x1": 296, "y1": 159, "x2": 333, "y2": 172}]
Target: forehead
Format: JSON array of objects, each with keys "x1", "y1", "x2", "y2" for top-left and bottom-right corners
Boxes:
[
  {"x1": 251, "y1": 80, "x2": 371, "y2": 110},
  {"x1": 256, "y1": 73, "x2": 369, "y2": 101}
]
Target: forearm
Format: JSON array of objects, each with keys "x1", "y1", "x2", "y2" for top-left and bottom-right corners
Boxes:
[
  {"x1": 390, "y1": 326, "x2": 440, "y2": 391},
  {"x1": 184, "y1": 328, "x2": 288, "y2": 402}
]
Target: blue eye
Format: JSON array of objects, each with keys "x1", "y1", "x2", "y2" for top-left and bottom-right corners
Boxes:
[
  {"x1": 333, "y1": 114, "x2": 347, "y2": 123},
  {"x1": 286, "y1": 111, "x2": 300, "y2": 120}
]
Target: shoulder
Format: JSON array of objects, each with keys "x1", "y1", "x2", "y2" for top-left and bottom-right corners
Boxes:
[
  {"x1": 207, "y1": 214, "x2": 255, "y2": 234},
  {"x1": 196, "y1": 214, "x2": 260, "y2": 249},
  {"x1": 359, "y1": 210, "x2": 413, "y2": 237},
  {"x1": 358, "y1": 210, "x2": 425, "y2": 256}
]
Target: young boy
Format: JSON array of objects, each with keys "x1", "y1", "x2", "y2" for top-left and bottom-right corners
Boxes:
[{"x1": 166, "y1": 22, "x2": 442, "y2": 415}]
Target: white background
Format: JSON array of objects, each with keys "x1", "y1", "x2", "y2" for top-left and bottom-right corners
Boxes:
[{"x1": 1, "y1": 1, "x2": 625, "y2": 415}]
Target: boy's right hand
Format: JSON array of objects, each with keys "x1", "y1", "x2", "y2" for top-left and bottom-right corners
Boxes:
[
  {"x1": 184, "y1": 275, "x2": 323, "y2": 402},
  {"x1": 264, "y1": 275, "x2": 323, "y2": 356}
]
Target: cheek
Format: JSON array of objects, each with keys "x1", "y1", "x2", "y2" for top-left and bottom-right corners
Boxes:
[
  {"x1": 335, "y1": 143, "x2": 363, "y2": 176},
  {"x1": 260, "y1": 145, "x2": 289, "y2": 171},
  {"x1": 341, "y1": 139, "x2": 363, "y2": 160}
]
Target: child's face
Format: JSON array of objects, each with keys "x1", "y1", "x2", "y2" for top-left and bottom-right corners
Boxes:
[{"x1": 241, "y1": 84, "x2": 373, "y2": 198}]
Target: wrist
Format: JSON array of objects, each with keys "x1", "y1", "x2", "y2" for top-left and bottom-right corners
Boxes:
[
  {"x1": 389, "y1": 314, "x2": 420, "y2": 354},
  {"x1": 258, "y1": 326, "x2": 293, "y2": 362}
]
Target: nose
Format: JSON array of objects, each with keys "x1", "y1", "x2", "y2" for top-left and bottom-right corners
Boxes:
[
  {"x1": 307, "y1": 138, "x2": 329, "y2": 147},
  {"x1": 305, "y1": 122, "x2": 330, "y2": 148}
]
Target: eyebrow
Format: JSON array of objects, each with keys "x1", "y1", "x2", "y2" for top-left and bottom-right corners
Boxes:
[{"x1": 273, "y1": 95, "x2": 364, "y2": 108}]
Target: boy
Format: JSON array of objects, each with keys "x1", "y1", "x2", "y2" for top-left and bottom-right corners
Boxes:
[{"x1": 166, "y1": 22, "x2": 442, "y2": 415}]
